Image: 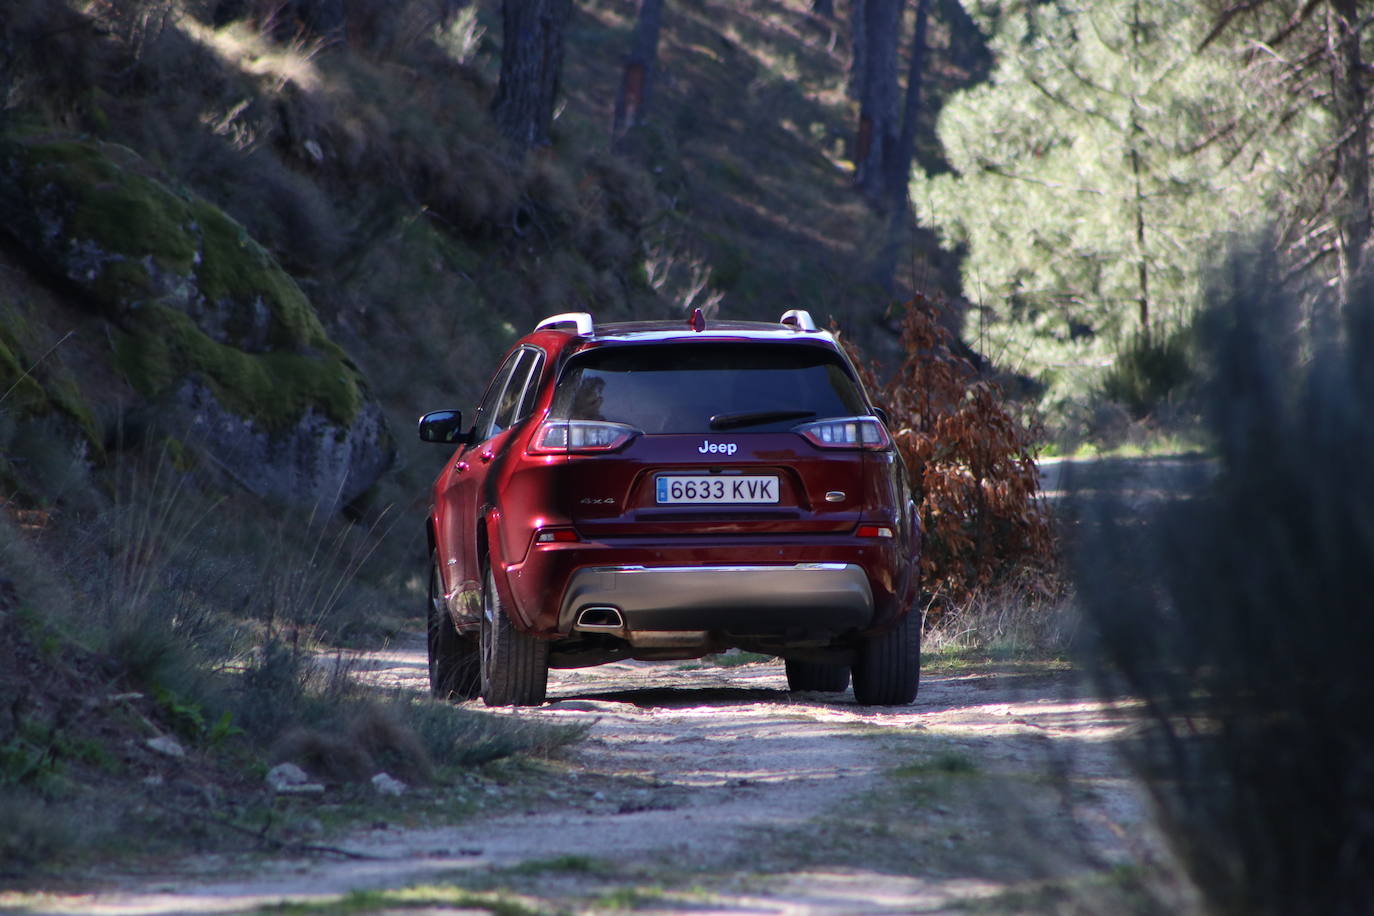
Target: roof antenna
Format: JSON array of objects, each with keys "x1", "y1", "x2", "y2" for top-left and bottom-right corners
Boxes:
[{"x1": 688, "y1": 308, "x2": 706, "y2": 332}]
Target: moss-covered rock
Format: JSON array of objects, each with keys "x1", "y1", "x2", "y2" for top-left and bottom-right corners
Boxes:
[
  {"x1": 0, "y1": 334, "x2": 46, "y2": 415},
  {"x1": 0, "y1": 135, "x2": 338, "y2": 355},
  {"x1": 0, "y1": 313, "x2": 100, "y2": 450},
  {"x1": 0, "y1": 133, "x2": 393, "y2": 510},
  {"x1": 111, "y1": 304, "x2": 361, "y2": 431}
]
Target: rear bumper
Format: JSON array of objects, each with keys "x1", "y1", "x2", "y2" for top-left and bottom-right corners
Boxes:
[
  {"x1": 556, "y1": 563, "x2": 873, "y2": 640},
  {"x1": 501, "y1": 535, "x2": 913, "y2": 640}
]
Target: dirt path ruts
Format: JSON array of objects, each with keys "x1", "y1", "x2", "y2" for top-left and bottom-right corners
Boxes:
[{"x1": 13, "y1": 637, "x2": 1180, "y2": 915}]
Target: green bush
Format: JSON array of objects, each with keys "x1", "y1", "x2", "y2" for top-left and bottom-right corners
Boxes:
[{"x1": 1098, "y1": 324, "x2": 1195, "y2": 419}]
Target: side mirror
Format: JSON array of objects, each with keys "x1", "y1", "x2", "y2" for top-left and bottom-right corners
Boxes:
[{"x1": 418, "y1": 409, "x2": 471, "y2": 445}]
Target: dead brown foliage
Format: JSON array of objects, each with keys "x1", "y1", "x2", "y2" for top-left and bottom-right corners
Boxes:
[{"x1": 842, "y1": 296, "x2": 1056, "y2": 621}]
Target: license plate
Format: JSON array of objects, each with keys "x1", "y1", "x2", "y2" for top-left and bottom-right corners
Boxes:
[{"x1": 656, "y1": 475, "x2": 779, "y2": 504}]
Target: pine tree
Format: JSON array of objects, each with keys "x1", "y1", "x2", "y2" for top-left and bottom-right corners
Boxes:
[{"x1": 913, "y1": 0, "x2": 1321, "y2": 408}]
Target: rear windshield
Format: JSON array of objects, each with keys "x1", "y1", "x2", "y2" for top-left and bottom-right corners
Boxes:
[{"x1": 550, "y1": 343, "x2": 867, "y2": 434}]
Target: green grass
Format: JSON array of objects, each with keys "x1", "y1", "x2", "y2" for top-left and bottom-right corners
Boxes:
[
  {"x1": 256, "y1": 885, "x2": 547, "y2": 915},
  {"x1": 591, "y1": 885, "x2": 667, "y2": 910},
  {"x1": 504, "y1": 854, "x2": 613, "y2": 876},
  {"x1": 922, "y1": 645, "x2": 1072, "y2": 671},
  {"x1": 893, "y1": 750, "x2": 981, "y2": 778},
  {"x1": 1038, "y1": 435, "x2": 1211, "y2": 460}
]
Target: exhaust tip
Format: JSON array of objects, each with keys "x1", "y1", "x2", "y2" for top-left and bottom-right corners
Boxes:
[{"x1": 575, "y1": 606, "x2": 625, "y2": 630}]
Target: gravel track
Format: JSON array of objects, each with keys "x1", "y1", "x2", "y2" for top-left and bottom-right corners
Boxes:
[{"x1": 10, "y1": 636, "x2": 1181, "y2": 915}]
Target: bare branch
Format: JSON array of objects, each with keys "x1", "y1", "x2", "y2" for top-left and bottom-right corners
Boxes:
[
  {"x1": 1267, "y1": 0, "x2": 1325, "y2": 49},
  {"x1": 979, "y1": 165, "x2": 1113, "y2": 197},
  {"x1": 1026, "y1": 76, "x2": 1120, "y2": 128},
  {"x1": 1199, "y1": 0, "x2": 1270, "y2": 52}
]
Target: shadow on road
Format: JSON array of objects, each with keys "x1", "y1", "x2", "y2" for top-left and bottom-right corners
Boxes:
[{"x1": 547, "y1": 683, "x2": 790, "y2": 708}]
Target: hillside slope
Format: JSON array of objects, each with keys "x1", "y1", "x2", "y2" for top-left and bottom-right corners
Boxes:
[{"x1": 3, "y1": 0, "x2": 976, "y2": 515}]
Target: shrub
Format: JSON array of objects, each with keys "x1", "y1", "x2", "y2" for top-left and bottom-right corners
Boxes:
[
  {"x1": 1078, "y1": 236, "x2": 1374, "y2": 915},
  {"x1": 0, "y1": 796, "x2": 81, "y2": 871},
  {"x1": 843, "y1": 295, "x2": 1056, "y2": 621},
  {"x1": 1098, "y1": 324, "x2": 1195, "y2": 420}
]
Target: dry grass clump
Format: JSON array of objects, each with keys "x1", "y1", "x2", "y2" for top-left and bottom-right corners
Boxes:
[
  {"x1": 0, "y1": 0, "x2": 119, "y2": 117},
  {"x1": 923, "y1": 572, "x2": 1075, "y2": 656},
  {"x1": 272, "y1": 702, "x2": 435, "y2": 786},
  {"x1": 400, "y1": 695, "x2": 589, "y2": 769},
  {"x1": 587, "y1": 154, "x2": 660, "y2": 230}
]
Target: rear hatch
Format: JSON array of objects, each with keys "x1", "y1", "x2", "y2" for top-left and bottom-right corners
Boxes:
[{"x1": 532, "y1": 341, "x2": 884, "y2": 537}]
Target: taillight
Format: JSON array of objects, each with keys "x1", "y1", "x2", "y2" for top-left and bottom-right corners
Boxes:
[
  {"x1": 535, "y1": 527, "x2": 580, "y2": 544},
  {"x1": 795, "y1": 416, "x2": 891, "y2": 451},
  {"x1": 529, "y1": 420, "x2": 640, "y2": 454},
  {"x1": 856, "y1": 524, "x2": 895, "y2": 539}
]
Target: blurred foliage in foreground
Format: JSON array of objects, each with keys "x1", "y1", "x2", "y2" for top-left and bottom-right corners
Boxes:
[{"x1": 1079, "y1": 234, "x2": 1374, "y2": 915}]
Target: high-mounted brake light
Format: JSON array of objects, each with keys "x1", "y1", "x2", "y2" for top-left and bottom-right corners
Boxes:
[
  {"x1": 794, "y1": 416, "x2": 891, "y2": 451},
  {"x1": 529, "y1": 420, "x2": 640, "y2": 454}
]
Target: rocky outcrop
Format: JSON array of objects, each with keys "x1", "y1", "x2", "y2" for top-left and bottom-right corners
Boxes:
[{"x1": 0, "y1": 133, "x2": 393, "y2": 510}]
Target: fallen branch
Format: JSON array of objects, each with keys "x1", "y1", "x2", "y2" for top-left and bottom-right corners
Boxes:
[{"x1": 145, "y1": 797, "x2": 387, "y2": 861}]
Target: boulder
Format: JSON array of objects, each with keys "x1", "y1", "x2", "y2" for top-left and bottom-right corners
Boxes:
[
  {"x1": 0, "y1": 133, "x2": 393, "y2": 510},
  {"x1": 265, "y1": 762, "x2": 325, "y2": 794}
]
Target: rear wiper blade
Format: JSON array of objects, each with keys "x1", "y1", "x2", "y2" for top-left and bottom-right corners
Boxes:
[{"x1": 709, "y1": 409, "x2": 817, "y2": 430}]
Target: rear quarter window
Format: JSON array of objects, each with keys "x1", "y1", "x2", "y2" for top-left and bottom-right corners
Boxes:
[{"x1": 550, "y1": 343, "x2": 867, "y2": 434}]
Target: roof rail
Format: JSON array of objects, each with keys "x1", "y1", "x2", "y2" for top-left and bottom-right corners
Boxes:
[
  {"x1": 535, "y1": 312, "x2": 594, "y2": 336},
  {"x1": 779, "y1": 309, "x2": 817, "y2": 332}
]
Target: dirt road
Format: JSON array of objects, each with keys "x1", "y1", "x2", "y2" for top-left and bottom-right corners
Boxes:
[{"x1": 10, "y1": 634, "x2": 1191, "y2": 915}]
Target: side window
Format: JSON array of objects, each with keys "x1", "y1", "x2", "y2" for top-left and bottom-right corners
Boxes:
[
  {"x1": 516, "y1": 352, "x2": 546, "y2": 421},
  {"x1": 470, "y1": 352, "x2": 522, "y2": 444},
  {"x1": 475, "y1": 348, "x2": 544, "y2": 443},
  {"x1": 495, "y1": 349, "x2": 547, "y2": 432}
]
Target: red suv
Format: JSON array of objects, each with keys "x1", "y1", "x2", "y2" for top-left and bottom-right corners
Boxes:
[{"x1": 419, "y1": 310, "x2": 921, "y2": 706}]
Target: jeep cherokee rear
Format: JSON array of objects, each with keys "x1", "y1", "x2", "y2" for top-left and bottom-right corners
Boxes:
[{"x1": 420, "y1": 310, "x2": 922, "y2": 707}]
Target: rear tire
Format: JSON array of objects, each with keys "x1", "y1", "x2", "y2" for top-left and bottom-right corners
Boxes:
[
  {"x1": 480, "y1": 565, "x2": 549, "y2": 707},
  {"x1": 851, "y1": 611, "x2": 921, "y2": 706},
  {"x1": 428, "y1": 553, "x2": 480, "y2": 700},
  {"x1": 785, "y1": 659, "x2": 851, "y2": 692}
]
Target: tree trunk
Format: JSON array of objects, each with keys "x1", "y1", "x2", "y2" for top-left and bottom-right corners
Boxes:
[
  {"x1": 612, "y1": 0, "x2": 665, "y2": 149},
  {"x1": 1129, "y1": 0, "x2": 1150, "y2": 337},
  {"x1": 853, "y1": 0, "x2": 903, "y2": 202},
  {"x1": 1330, "y1": 0, "x2": 1370, "y2": 307},
  {"x1": 886, "y1": 0, "x2": 928, "y2": 211},
  {"x1": 491, "y1": 0, "x2": 574, "y2": 157},
  {"x1": 848, "y1": 0, "x2": 865, "y2": 101},
  {"x1": 873, "y1": 0, "x2": 929, "y2": 292}
]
